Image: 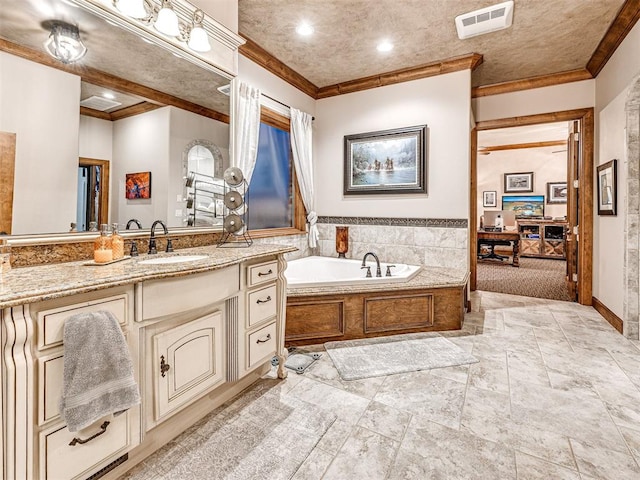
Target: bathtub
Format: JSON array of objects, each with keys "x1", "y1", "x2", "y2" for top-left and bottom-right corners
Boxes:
[{"x1": 285, "y1": 255, "x2": 421, "y2": 288}]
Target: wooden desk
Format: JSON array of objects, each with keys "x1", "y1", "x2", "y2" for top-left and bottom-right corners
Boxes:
[{"x1": 477, "y1": 230, "x2": 520, "y2": 267}]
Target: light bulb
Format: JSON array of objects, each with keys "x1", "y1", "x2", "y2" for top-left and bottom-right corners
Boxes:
[
  {"x1": 188, "y1": 26, "x2": 210, "y2": 52},
  {"x1": 115, "y1": 0, "x2": 147, "y2": 19},
  {"x1": 154, "y1": 0, "x2": 180, "y2": 37}
]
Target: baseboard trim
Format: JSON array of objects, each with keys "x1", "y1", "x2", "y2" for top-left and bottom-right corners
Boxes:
[{"x1": 592, "y1": 296, "x2": 623, "y2": 333}]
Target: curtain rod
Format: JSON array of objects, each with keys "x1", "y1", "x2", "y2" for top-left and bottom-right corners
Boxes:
[{"x1": 261, "y1": 93, "x2": 315, "y2": 120}]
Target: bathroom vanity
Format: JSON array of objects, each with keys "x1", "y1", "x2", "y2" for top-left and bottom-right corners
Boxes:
[{"x1": 0, "y1": 244, "x2": 294, "y2": 480}]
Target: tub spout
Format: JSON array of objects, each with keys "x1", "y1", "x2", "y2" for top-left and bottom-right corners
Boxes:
[{"x1": 361, "y1": 252, "x2": 382, "y2": 278}]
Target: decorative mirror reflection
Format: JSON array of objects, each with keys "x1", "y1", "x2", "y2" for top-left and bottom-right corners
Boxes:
[{"x1": 0, "y1": 0, "x2": 233, "y2": 236}]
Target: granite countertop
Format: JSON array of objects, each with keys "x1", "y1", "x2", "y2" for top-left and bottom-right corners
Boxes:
[
  {"x1": 286, "y1": 267, "x2": 469, "y2": 297},
  {"x1": 0, "y1": 244, "x2": 296, "y2": 308}
]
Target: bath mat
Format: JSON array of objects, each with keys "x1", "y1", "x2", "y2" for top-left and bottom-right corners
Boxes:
[
  {"x1": 324, "y1": 332, "x2": 478, "y2": 380},
  {"x1": 272, "y1": 351, "x2": 322, "y2": 374}
]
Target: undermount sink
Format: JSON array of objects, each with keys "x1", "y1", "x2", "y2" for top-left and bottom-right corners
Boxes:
[{"x1": 137, "y1": 255, "x2": 209, "y2": 265}]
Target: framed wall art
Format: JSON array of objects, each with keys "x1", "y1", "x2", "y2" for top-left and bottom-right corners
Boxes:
[
  {"x1": 343, "y1": 124, "x2": 427, "y2": 195},
  {"x1": 546, "y1": 181, "x2": 567, "y2": 204},
  {"x1": 483, "y1": 190, "x2": 497, "y2": 207},
  {"x1": 597, "y1": 159, "x2": 617, "y2": 215},
  {"x1": 125, "y1": 171, "x2": 152, "y2": 199},
  {"x1": 503, "y1": 172, "x2": 534, "y2": 193}
]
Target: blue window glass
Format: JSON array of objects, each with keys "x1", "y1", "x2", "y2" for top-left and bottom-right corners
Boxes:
[{"x1": 246, "y1": 123, "x2": 293, "y2": 229}]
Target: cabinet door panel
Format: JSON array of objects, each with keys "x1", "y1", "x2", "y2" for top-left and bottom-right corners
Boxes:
[{"x1": 153, "y1": 312, "x2": 224, "y2": 420}]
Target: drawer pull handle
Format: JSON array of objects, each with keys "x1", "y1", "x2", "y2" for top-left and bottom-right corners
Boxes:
[
  {"x1": 256, "y1": 333, "x2": 271, "y2": 344},
  {"x1": 160, "y1": 355, "x2": 171, "y2": 377},
  {"x1": 256, "y1": 296, "x2": 272, "y2": 304},
  {"x1": 69, "y1": 421, "x2": 110, "y2": 446},
  {"x1": 257, "y1": 269, "x2": 273, "y2": 277}
]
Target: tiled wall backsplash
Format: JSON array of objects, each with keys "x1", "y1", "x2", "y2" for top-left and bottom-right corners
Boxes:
[{"x1": 264, "y1": 217, "x2": 469, "y2": 270}]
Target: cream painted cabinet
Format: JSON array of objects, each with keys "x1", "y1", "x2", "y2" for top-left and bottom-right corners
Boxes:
[
  {"x1": 17, "y1": 285, "x2": 140, "y2": 480},
  {"x1": 1, "y1": 253, "x2": 289, "y2": 480},
  {"x1": 151, "y1": 311, "x2": 224, "y2": 421}
]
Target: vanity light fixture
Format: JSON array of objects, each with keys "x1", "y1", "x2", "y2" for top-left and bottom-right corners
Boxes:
[
  {"x1": 43, "y1": 21, "x2": 87, "y2": 64},
  {"x1": 187, "y1": 9, "x2": 211, "y2": 52},
  {"x1": 376, "y1": 40, "x2": 393, "y2": 52},
  {"x1": 154, "y1": 0, "x2": 180, "y2": 36},
  {"x1": 114, "y1": 0, "x2": 148, "y2": 19},
  {"x1": 295, "y1": 22, "x2": 314, "y2": 36}
]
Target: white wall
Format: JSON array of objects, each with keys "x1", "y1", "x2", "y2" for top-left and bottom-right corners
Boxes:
[
  {"x1": 168, "y1": 107, "x2": 229, "y2": 228},
  {"x1": 472, "y1": 80, "x2": 595, "y2": 122},
  {"x1": 0, "y1": 52, "x2": 80, "y2": 234},
  {"x1": 477, "y1": 146, "x2": 568, "y2": 224},
  {"x1": 315, "y1": 70, "x2": 472, "y2": 219},
  {"x1": 112, "y1": 108, "x2": 171, "y2": 229},
  {"x1": 238, "y1": 55, "x2": 316, "y2": 116},
  {"x1": 79, "y1": 116, "x2": 113, "y2": 160},
  {"x1": 593, "y1": 21, "x2": 640, "y2": 317}
]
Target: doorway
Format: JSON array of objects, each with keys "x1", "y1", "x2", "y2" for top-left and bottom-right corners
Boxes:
[
  {"x1": 77, "y1": 157, "x2": 110, "y2": 231},
  {"x1": 470, "y1": 109, "x2": 594, "y2": 305}
]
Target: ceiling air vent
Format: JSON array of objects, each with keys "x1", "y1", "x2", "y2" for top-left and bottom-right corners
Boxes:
[
  {"x1": 80, "y1": 96, "x2": 122, "y2": 111},
  {"x1": 455, "y1": 1, "x2": 514, "y2": 39},
  {"x1": 217, "y1": 84, "x2": 231, "y2": 96}
]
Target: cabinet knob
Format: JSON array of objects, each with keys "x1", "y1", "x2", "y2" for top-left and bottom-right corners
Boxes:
[{"x1": 160, "y1": 355, "x2": 171, "y2": 377}]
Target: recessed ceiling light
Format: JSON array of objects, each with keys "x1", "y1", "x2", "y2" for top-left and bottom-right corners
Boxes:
[
  {"x1": 103, "y1": 92, "x2": 115, "y2": 100},
  {"x1": 377, "y1": 40, "x2": 393, "y2": 52},
  {"x1": 296, "y1": 22, "x2": 314, "y2": 36}
]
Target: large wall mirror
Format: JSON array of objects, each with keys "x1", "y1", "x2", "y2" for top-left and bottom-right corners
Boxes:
[{"x1": 0, "y1": 0, "x2": 233, "y2": 236}]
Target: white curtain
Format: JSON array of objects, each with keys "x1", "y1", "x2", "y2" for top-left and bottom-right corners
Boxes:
[
  {"x1": 290, "y1": 108, "x2": 318, "y2": 248},
  {"x1": 231, "y1": 80, "x2": 261, "y2": 185}
]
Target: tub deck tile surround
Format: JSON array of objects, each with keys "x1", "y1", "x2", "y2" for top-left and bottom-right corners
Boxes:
[
  {"x1": 287, "y1": 267, "x2": 468, "y2": 298},
  {"x1": 0, "y1": 244, "x2": 296, "y2": 308}
]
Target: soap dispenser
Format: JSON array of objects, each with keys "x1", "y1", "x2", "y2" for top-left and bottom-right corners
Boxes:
[
  {"x1": 111, "y1": 223, "x2": 124, "y2": 260},
  {"x1": 94, "y1": 224, "x2": 113, "y2": 263}
]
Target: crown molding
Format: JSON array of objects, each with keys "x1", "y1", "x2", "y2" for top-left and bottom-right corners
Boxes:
[
  {"x1": 472, "y1": 69, "x2": 593, "y2": 98},
  {"x1": 238, "y1": 35, "x2": 319, "y2": 99},
  {"x1": 586, "y1": 0, "x2": 640, "y2": 77},
  {"x1": 316, "y1": 53, "x2": 483, "y2": 99}
]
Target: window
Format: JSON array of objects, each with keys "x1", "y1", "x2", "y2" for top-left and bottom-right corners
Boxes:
[{"x1": 245, "y1": 108, "x2": 305, "y2": 235}]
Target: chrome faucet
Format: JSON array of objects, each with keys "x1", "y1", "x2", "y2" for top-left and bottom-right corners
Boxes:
[
  {"x1": 126, "y1": 218, "x2": 142, "y2": 230},
  {"x1": 148, "y1": 220, "x2": 172, "y2": 254},
  {"x1": 361, "y1": 252, "x2": 382, "y2": 278}
]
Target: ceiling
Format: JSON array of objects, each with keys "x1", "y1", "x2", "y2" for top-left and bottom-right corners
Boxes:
[{"x1": 237, "y1": 0, "x2": 628, "y2": 89}]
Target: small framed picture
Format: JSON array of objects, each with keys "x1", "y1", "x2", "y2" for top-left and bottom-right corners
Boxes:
[
  {"x1": 504, "y1": 172, "x2": 534, "y2": 193},
  {"x1": 546, "y1": 182, "x2": 567, "y2": 204},
  {"x1": 125, "y1": 171, "x2": 152, "y2": 199},
  {"x1": 483, "y1": 191, "x2": 497, "y2": 207},
  {"x1": 597, "y1": 159, "x2": 617, "y2": 215}
]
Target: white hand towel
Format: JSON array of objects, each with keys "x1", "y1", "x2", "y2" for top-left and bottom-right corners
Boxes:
[{"x1": 60, "y1": 310, "x2": 140, "y2": 432}]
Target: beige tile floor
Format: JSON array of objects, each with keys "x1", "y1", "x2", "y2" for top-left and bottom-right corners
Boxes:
[{"x1": 121, "y1": 291, "x2": 640, "y2": 479}]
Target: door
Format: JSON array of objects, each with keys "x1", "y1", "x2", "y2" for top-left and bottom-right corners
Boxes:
[
  {"x1": 152, "y1": 312, "x2": 224, "y2": 421},
  {"x1": 0, "y1": 131, "x2": 16, "y2": 234},
  {"x1": 566, "y1": 121, "x2": 580, "y2": 301},
  {"x1": 78, "y1": 158, "x2": 110, "y2": 231}
]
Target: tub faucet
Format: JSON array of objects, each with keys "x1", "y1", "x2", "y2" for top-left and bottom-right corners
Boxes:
[
  {"x1": 148, "y1": 220, "x2": 170, "y2": 254},
  {"x1": 126, "y1": 218, "x2": 142, "y2": 230},
  {"x1": 361, "y1": 252, "x2": 382, "y2": 278}
]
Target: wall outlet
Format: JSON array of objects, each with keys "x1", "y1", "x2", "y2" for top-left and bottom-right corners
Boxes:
[{"x1": 175, "y1": 209, "x2": 182, "y2": 217}]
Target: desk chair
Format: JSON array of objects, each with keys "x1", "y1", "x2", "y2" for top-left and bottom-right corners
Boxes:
[{"x1": 478, "y1": 211, "x2": 517, "y2": 262}]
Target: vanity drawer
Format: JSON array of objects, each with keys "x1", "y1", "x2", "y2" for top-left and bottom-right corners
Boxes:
[
  {"x1": 141, "y1": 267, "x2": 239, "y2": 321},
  {"x1": 247, "y1": 260, "x2": 278, "y2": 287},
  {"x1": 37, "y1": 295, "x2": 128, "y2": 350},
  {"x1": 247, "y1": 284, "x2": 277, "y2": 328},
  {"x1": 247, "y1": 321, "x2": 277, "y2": 369},
  {"x1": 40, "y1": 412, "x2": 131, "y2": 480}
]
